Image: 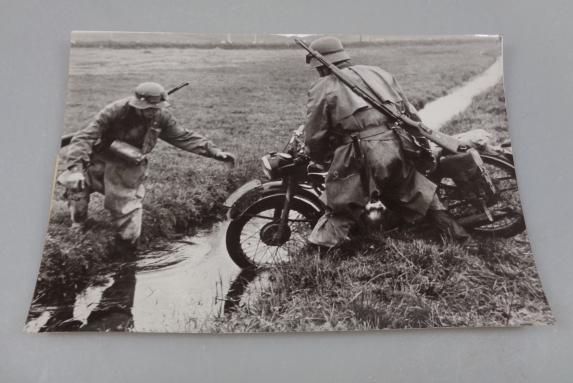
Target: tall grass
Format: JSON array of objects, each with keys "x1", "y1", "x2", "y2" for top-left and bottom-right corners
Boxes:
[{"x1": 209, "y1": 231, "x2": 553, "y2": 332}]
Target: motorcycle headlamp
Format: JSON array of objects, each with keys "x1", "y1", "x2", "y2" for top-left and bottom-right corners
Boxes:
[
  {"x1": 261, "y1": 152, "x2": 292, "y2": 179},
  {"x1": 261, "y1": 155, "x2": 273, "y2": 179}
]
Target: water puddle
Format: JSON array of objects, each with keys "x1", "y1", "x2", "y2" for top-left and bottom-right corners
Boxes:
[
  {"x1": 418, "y1": 56, "x2": 503, "y2": 130},
  {"x1": 26, "y1": 222, "x2": 268, "y2": 332},
  {"x1": 73, "y1": 276, "x2": 115, "y2": 326}
]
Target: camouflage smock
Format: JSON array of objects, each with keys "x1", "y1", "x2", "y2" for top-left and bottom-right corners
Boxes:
[
  {"x1": 63, "y1": 97, "x2": 223, "y2": 241},
  {"x1": 304, "y1": 65, "x2": 437, "y2": 225},
  {"x1": 65, "y1": 97, "x2": 223, "y2": 171}
]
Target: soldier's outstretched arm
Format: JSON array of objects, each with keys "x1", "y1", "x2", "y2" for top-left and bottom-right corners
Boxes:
[{"x1": 159, "y1": 113, "x2": 234, "y2": 162}]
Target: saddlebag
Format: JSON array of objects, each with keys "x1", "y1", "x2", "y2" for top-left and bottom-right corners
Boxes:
[
  {"x1": 438, "y1": 149, "x2": 496, "y2": 202},
  {"x1": 392, "y1": 125, "x2": 436, "y2": 174}
]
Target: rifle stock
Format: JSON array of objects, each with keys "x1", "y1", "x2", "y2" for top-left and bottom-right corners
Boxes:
[
  {"x1": 400, "y1": 116, "x2": 461, "y2": 154},
  {"x1": 295, "y1": 38, "x2": 462, "y2": 154}
]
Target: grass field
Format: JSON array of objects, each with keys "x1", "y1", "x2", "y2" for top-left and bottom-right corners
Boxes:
[
  {"x1": 208, "y1": 80, "x2": 554, "y2": 332},
  {"x1": 30, "y1": 37, "x2": 553, "y2": 330}
]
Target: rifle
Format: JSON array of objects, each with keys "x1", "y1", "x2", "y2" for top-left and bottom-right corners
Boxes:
[
  {"x1": 60, "y1": 82, "x2": 190, "y2": 148},
  {"x1": 294, "y1": 39, "x2": 463, "y2": 154}
]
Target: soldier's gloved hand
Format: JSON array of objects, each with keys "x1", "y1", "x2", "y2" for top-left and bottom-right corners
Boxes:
[
  {"x1": 57, "y1": 169, "x2": 86, "y2": 190},
  {"x1": 216, "y1": 151, "x2": 236, "y2": 168},
  {"x1": 67, "y1": 171, "x2": 86, "y2": 190}
]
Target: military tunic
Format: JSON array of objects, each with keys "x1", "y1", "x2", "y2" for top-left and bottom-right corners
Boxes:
[
  {"x1": 304, "y1": 65, "x2": 438, "y2": 247},
  {"x1": 64, "y1": 97, "x2": 223, "y2": 242}
]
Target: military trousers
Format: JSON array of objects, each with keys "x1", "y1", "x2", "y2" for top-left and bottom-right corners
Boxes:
[
  {"x1": 309, "y1": 132, "x2": 437, "y2": 248},
  {"x1": 67, "y1": 154, "x2": 146, "y2": 243}
]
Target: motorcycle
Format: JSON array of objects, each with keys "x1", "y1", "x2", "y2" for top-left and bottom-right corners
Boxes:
[{"x1": 224, "y1": 126, "x2": 525, "y2": 269}]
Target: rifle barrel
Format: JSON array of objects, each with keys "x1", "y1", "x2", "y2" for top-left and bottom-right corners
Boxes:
[{"x1": 167, "y1": 82, "x2": 189, "y2": 95}]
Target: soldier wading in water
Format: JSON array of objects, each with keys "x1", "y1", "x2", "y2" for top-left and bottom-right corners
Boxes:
[
  {"x1": 58, "y1": 82, "x2": 236, "y2": 257},
  {"x1": 302, "y1": 37, "x2": 475, "y2": 248}
]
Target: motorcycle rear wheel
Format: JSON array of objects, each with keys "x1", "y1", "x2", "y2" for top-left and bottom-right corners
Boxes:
[
  {"x1": 438, "y1": 155, "x2": 526, "y2": 237},
  {"x1": 226, "y1": 195, "x2": 321, "y2": 269}
]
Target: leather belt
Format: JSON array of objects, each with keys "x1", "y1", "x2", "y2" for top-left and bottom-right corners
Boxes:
[{"x1": 341, "y1": 125, "x2": 395, "y2": 145}]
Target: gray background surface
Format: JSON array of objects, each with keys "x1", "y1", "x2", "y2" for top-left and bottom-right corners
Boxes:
[{"x1": 1, "y1": 0, "x2": 571, "y2": 381}]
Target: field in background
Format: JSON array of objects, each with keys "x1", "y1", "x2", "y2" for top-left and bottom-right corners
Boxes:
[{"x1": 30, "y1": 38, "x2": 552, "y2": 330}]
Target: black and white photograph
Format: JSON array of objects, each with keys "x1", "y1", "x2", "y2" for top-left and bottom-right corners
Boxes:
[{"x1": 24, "y1": 32, "x2": 553, "y2": 333}]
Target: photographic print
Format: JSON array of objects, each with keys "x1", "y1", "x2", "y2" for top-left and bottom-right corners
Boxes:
[{"x1": 25, "y1": 32, "x2": 553, "y2": 333}]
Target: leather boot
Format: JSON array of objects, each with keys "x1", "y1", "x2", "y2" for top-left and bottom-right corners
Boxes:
[
  {"x1": 112, "y1": 237, "x2": 138, "y2": 260},
  {"x1": 427, "y1": 210, "x2": 479, "y2": 253},
  {"x1": 427, "y1": 209, "x2": 471, "y2": 241}
]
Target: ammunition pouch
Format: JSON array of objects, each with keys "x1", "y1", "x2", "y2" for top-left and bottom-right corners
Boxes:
[{"x1": 392, "y1": 125, "x2": 436, "y2": 174}]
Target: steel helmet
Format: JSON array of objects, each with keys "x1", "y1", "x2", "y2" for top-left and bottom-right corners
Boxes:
[
  {"x1": 306, "y1": 36, "x2": 350, "y2": 68},
  {"x1": 128, "y1": 82, "x2": 169, "y2": 109}
]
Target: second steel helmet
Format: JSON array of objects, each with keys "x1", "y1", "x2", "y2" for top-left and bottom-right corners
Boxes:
[
  {"x1": 306, "y1": 36, "x2": 350, "y2": 68},
  {"x1": 128, "y1": 82, "x2": 169, "y2": 109}
]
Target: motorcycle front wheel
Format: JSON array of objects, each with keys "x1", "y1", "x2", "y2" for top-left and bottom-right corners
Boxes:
[{"x1": 226, "y1": 195, "x2": 321, "y2": 269}]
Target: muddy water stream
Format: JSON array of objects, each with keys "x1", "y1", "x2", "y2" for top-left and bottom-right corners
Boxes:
[
  {"x1": 26, "y1": 56, "x2": 504, "y2": 333},
  {"x1": 26, "y1": 223, "x2": 266, "y2": 332}
]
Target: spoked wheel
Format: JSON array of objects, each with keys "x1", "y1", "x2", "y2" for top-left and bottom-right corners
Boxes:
[
  {"x1": 226, "y1": 195, "x2": 321, "y2": 268},
  {"x1": 438, "y1": 155, "x2": 526, "y2": 237}
]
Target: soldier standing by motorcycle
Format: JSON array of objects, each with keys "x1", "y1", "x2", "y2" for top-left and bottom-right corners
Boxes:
[
  {"x1": 58, "y1": 82, "x2": 236, "y2": 256},
  {"x1": 302, "y1": 37, "x2": 472, "y2": 248}
]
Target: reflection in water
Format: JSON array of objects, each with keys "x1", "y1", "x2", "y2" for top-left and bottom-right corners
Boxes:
[
  {"x1": 74, "y1": 276, "x2": 115, "y2": 326},
  {"x1": 25, "y1": 266, "x2": 136, "y2": 332},
  {"x1": 29, "y1": 221, "x2": 266, "y2": 332},
  {"x1": 223, "y1": 268, "x2": 259, "y2": 314},
  {"x1": 23, "y1": 311, "x2": 52, "y2": 333},
  {"x1": 26, "y1": 221, "x2": 261, "y2": 332},
  {"x1": 81, "y1": 264, "x2": 137, "y2": 331},
  {"x1": 25, "y1": 240, "x2": 269, "y2": 332},
  {"x1": 130, "y1": 223, "x2": 238, "y2": 332}
]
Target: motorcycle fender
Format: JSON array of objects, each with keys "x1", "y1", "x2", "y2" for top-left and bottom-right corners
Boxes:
[
  {"x1": 480, "y1": 154, "x2": 515, "y2": 170},
  {"x1": 227, "y1": 181, "x2": 324, "y2": 220},
  {"x1": 478, "y1": 146, "x2": 514, "y2": 165},
  {"x1": 224, "y1": 179, "x2": 263, "y2": 208},
  {"x1": 225, "y1": 180, "x2": 283, "y2": 219}
]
